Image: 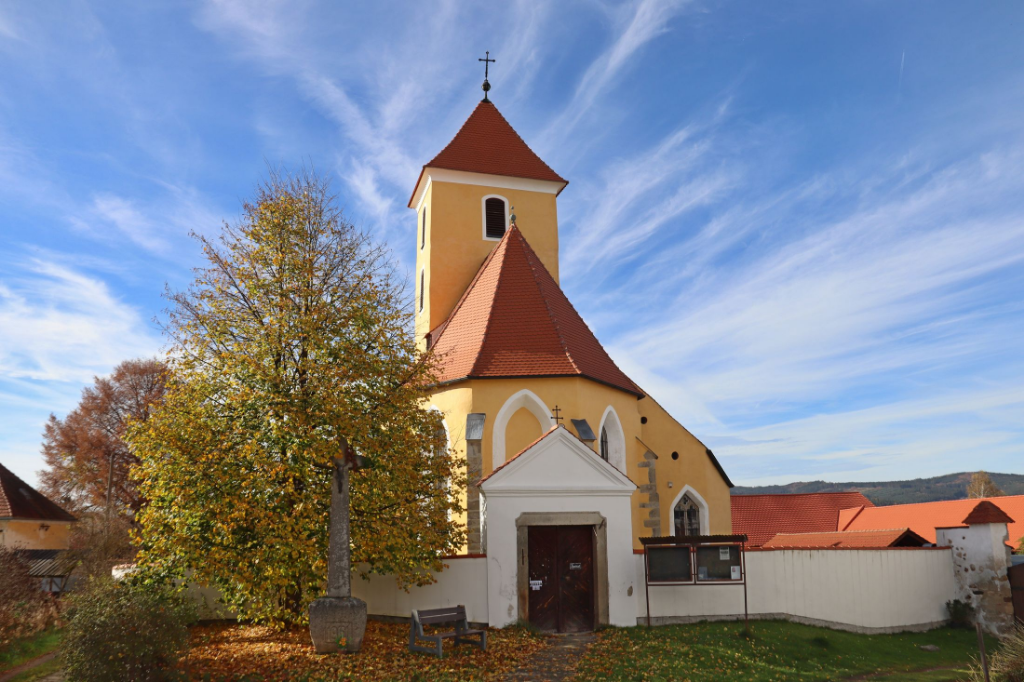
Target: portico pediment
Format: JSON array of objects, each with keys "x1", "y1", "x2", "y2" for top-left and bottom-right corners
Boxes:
[{"x1": 479, "y1": 425, "x2": 636, "y2": 497}]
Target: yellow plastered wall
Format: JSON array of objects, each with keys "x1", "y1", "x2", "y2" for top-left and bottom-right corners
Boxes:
[
  {"x1": 427, "y1": 385, "x2": 476, "y2": 539},
  {"x1": 0, "y1": 519, "x2": 73, "y2": 550},
  {"x1": 505, "y1": 408, "x2": 543, "y2": 462},
  {"x1": 637, "y1": 397, "x2": 733, "y2": 538},
  {"x1": 414, "y1": 179, "x2": 560, "y2": 344},
  {"x1": 426, "y1": 376, "x2": 730, "y2": 552}
]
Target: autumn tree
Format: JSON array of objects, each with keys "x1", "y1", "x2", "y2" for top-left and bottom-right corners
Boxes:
[
  {"x1": 39, "y1": 358, "x2": 167, "y2": 522},
  {"x1": 967, "y1": 471, "x2": 1005, "y2": 499},
  {"x1": 129, "y1": 170, "x2": 464, "y2": 626}
]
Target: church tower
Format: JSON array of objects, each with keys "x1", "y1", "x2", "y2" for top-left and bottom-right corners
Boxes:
[{"x1": 408, "y1": 100, "x2": 567, "y2": 344}]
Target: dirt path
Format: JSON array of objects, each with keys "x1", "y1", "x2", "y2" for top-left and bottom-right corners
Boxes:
[
  {"x1": 0, "y1": 652, "x2": 59, "y2": 682},
  {"x1": 503, "y1": 632, "x2": 595, "y2": 682}
]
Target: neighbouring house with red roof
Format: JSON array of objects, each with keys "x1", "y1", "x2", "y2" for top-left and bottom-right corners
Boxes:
[
  {"x1": 0, "y1": 462, "x2": 76, "y2": 551},
  {"x1": 840, "y1": 495, "x2": 1024, "y2": 550},
  {"x1": 730, "y1": 491, "x2": 875, "y2": 546}
]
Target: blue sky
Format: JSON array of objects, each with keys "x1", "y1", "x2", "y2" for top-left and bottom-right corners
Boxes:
[{"x1": 2, "y1": 1, "x2": 1024, "y2": 488}]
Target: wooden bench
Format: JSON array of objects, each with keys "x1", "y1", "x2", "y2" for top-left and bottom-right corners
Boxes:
[{"x1": 408, "y1": 605, "x2": 486, "y2": 658}]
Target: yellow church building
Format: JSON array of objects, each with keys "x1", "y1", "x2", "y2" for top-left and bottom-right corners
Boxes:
[{"x1": 388, "y1": 88, "x2": 733, "y2": 631}]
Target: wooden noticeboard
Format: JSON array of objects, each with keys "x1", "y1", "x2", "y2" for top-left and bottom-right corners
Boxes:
[{"x1": 640, "y1": 535, "x2": 749, "y2": 627}]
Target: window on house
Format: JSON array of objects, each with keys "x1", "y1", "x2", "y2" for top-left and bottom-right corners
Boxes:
[
  {"x1": 484, "y1": 197, "x2": 506, "y2": 239},
  {"x1": 419, "y1": 269, "x2": 425, "y2": 312},
  {"x1": 420, "y1": 207, "x2": 426, "y2": 250},
  {"x1": 674, "y1": 494, "x2": 701, "y2": 537},
  {"x1": 599, "y1": 426, "x2": 609, "y2": 461}
]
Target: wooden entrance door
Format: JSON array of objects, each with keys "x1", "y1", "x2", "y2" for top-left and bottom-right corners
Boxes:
[
  {"x1": 1010, "y1": 563, "x2": 1024, "y2": 624},
  {"x1": 527, "y1": 525, "x2": 595, "y2": 633}
]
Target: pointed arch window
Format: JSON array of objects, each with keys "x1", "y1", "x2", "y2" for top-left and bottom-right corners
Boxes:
[
  {"x1": 674, "y1": 494, "x2": 701, "y2": 537},
  {"x1": 484, "y1": 197, "x2": 506, "y2": 239},
  {"x1": 599, "y1": 426, "x2": 609, "y2": 461}
]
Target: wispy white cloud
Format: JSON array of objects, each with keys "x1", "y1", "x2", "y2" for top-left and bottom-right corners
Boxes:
[
  {"x1": 0, "y1": 260, "x2": 161, "y2": 383},
  {"x1": 540, "y1": 0, "x2": 692, "y2": 145}
]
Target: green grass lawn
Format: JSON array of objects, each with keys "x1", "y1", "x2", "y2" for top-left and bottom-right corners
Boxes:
[
  {"x1": 0, "y1": 629, "x2": 62, "y2": 674},
  {"x1": 574, "y1": 621, "x2": 996, "y2": 682}
]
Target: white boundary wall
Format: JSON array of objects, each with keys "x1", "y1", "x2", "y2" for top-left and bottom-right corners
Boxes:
[
  {"x1": 352, "y1": 557, "x2": 488, "y2": 625},
  {"x1": 636, "y1": 548, "x2": 957, "y2": 633}
]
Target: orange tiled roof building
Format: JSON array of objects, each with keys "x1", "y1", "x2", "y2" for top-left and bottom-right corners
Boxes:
[{"x1": 410, "y1": 98, "x2": 733, "y2": 553}]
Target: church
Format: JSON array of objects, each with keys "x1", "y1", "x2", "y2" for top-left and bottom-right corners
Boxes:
[{"x1": 402, "y1": 77, "x2": 734, "y2": 631}]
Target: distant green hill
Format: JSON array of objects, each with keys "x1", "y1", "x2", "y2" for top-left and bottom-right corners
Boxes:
[{"x1": 731, "y1": 472, "x2": 1024, "y2": 506}]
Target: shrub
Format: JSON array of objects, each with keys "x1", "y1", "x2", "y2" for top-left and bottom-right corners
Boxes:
[
  {"x1": 947, "y1": 599, "x2": 975, "y2": 629},
  {"x1": 0, "y1": 547, "x2": 61, "y2": 646},
  {"x1": 967, "y1": 624, "x2": 1024, "y2": 682},
  {"x1": 62, "y1": 577, "x2": 196, "y2": 682}
]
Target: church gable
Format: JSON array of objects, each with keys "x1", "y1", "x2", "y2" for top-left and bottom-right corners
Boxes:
[{"x1": 479, "y1": 425, "x2": 636, "y2": 495}]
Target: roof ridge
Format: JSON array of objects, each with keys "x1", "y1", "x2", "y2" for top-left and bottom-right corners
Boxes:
[{"x1": 512, "y1": 227, "x2": 582, "y2": 376}]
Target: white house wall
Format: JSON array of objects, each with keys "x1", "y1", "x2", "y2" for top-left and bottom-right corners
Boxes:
[{"x1": 635, "y1": 548, "x2": 957, "y2": 633}]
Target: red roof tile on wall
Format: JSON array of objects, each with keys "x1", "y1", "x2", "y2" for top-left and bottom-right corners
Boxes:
[
  {"x1": 428, "y1": 225, "x2": 643, "y2": 397},
  {"x1": 842, "y1": 495, "x2": 1024, "y2": 546},
  {"x1": 730, "y1": 492, "x2": 876, "y2": 547},
  {"x1": 0, "y1": 463, "x2": 76, "y2": 523},
  {"x1": 761, "y1": 528, "x2": 927, "y2": 549}
]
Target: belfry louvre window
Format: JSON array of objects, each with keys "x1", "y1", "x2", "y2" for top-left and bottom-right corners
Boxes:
[{"x1": 484, "y1": 197, "x2": 506, "y2": 239}]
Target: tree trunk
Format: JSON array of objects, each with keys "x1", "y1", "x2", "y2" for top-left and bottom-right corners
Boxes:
[{"x1": 105, "y1": 451, "x2": 115, "y2": 530}]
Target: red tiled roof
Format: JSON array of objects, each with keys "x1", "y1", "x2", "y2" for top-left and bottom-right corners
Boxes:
[
  {"x1": 428, "y1": 225, "x2": 643, "y2": 397},
  {"x1": 730, "y1": 492, "x2": 876, "y2": 547},
  {"x1": 962, "y1": 500, "x2": 1015, "y2": 526},
  {"x1": 761, "y1": 528, "x2": 927, "y2": 550},
  {"x1": 0, "y1": 463, "x2": 76, "y2": 523},
  {"x1": 840, "y1": 495, "x2": 1024, "y2": 547},
  {"x1": 408, "y1": 101, "x2": 566, "y2": 207}
]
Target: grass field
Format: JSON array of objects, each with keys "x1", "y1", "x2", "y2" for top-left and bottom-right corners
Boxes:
[
  {"x1": 0, "y1": 629, "x2": 62, "y2": 676},
  {"x1": 574, "y1": 621, "x2": 996, "y2": 682}
]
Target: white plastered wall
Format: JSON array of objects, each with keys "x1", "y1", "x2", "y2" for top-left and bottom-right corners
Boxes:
[
  {"x1": 352, "y1": 558, "x2": 489, "y2": 624},
  {"x1": 636, "y1": 547, "x2": 957, "y2": 633}
]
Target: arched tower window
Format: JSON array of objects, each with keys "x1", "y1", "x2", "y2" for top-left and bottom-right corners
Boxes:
[
  {"x1": 599, "y1": 426, "x2": 609, "y2": 461},
  {"x1": 420, "y1": 207, "x2": 427, "y2": 250},
  {"x1": 674, "y1": 494, "x2": 701, "y2": 537},
  {"x1": 419, "y1": 269, "x2": 425, "y2": 312},
  {"x1": 484, "y1": 197, "x2": 507, "y2": 239}
]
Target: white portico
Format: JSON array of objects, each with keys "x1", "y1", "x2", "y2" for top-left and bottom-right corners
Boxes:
[{"x1": 478, "y1": 425, "x2": 638, "y2": 630}]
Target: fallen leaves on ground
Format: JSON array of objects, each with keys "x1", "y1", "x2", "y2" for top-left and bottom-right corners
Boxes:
[{"x1": 186, "y1": 620, "x2": 545, "y2": 681}]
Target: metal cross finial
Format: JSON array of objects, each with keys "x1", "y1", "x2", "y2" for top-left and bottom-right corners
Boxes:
[
  {"x1": 551, "y1": 405, "x2": 563, "y2": 424},
  {"x1": 479, "y1": 51, "x2": 495, "y2": 102}
]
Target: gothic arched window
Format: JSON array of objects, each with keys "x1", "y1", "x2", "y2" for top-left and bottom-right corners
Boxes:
[
  {"x1": 674, "y1": 494, "x2": 701, "y2": 537},
  {"x1": 599, "y1": 426, "x2": 609, "y2": 461},
  {"x1": 484, "y1": 197, "x2": 506, "y2": 239}
]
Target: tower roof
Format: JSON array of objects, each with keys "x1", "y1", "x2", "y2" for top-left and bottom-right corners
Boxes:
[
  {"x1": 409, "y1": 101, "x2": 567, "y2": 207},
  {"x1": 0, "y1": 462, "x2": 76, "y2": 522},
  {"x1": 427, "y1": 225, "x2": 643, "y2": 397}
]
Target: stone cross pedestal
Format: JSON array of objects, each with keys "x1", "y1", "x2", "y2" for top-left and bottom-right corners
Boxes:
[{"x1": 309, "y1": 448, "x2": 367, "y2": 653}]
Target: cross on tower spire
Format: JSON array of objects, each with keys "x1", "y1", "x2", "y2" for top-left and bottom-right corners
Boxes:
[{"x1": 478, "y1": 51, "x2": 495, "y2": 102}]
